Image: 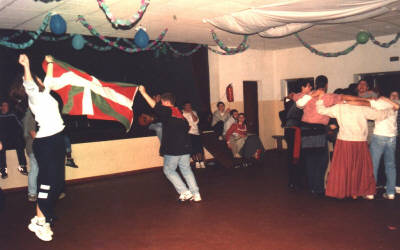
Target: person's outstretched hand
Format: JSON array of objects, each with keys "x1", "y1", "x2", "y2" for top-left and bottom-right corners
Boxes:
[
  {"x1": 45, "y1": 55, "x2": 54, "y2": 63},
  {"x1": 18, "y1": 54, "x2": 30, "y2": 68},
  {"x1": 139, "y1": 85, "x2": 146, "y2": 94}
]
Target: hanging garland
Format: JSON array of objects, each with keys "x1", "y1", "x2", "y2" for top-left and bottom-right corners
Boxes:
[
  {"x1": 97, "y1": 0, "x2": 150, "y2": 28},
  {"x1": 369, "y1": 32, "x2": 400, "y2": 48},
  {"x1": 164, "y1": 42, "x2": 204, "y2": 56},
  {"x1": 0, "y1": 14, "x2": 250, "y2": 56},
  {"x1": 28, "y1": 32, "x2": 72, "y2": 41},
  {"x1": 295, "y1": 33, "x2": 359, "y2": 57},
  {"x1": 295, "y1": 31, "x2": 400, "y2": 57},
  {"x1": 204, "y1": 31, "x2": 249, "y2": 55},
  {"x1": 85, "y1": 38, "x2": 121, "y2": 51},
  {"x1": 122, "y1": 38, "x2": 136, "y2": 47},
  {"x1": 211, "y1": 30, "x2": 249, "y2": 53},
  {"x1": 0, "y1": 30, "x2": 24, "y2": 41},
  {"x1": 77, "y1": 15, "x2": 168, "y2": 53},
  {"x1": 0, "y1": 13, "x2": 51, "y2": 49}
]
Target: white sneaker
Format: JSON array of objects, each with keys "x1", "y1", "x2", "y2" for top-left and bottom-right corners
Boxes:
[
  {"x1": 179, "y1": 191, "x2": 193, "y2": 202},
  {"x1": 191, "y1": 193, "x2": 202, "y2": 202},
  {"x1": 200, "y1": 162, "x2": 206, "y2": 168},
  {"x1": 28, "y1": 217, "x2": 53, "y2": 241},
  {"x1": 363, "y1": 195, "x2": 374, "y2": 200},
  {"x1": 218, "y1": 136, "x2": 224, "y2": 141},
  {"x1": 195, "y1": 162, "x2": 201, "y2": 169},
  {"x1": 395, "y1": 186, "x2": 400, "y2": 194},
  {"x1": 383, "y1": 193, "x2": 395, "y2": 200}
]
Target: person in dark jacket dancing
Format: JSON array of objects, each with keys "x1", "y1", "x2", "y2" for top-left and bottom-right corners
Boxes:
[{"x1": 138, "y1": 86, "x2": 202, "y2": 202}]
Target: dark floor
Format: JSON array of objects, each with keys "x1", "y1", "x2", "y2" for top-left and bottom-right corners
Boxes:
[{"x1": 0, "y1": 151, "x2": 399, "y2": 250}]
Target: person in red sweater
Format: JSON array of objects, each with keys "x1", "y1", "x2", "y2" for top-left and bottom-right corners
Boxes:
[{"x1": 226, "y1": 113, "x2": 247, "y2": 158}]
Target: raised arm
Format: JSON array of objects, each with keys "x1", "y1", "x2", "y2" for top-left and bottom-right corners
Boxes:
[
  {"x1": 379, "y1": 96, "x2": 399, "y2": 110},
  {"x1": 342, "y1": 95, "x2": 367, "y2": 102},
  {"x1": 18, "y1": 54, "x2": 33, "y2": 82},
  {"x1": 138, "y1": 85, "x2": 156, "y2": 108},
  {"x1": 45, "y1": 55, "x2": 54, "y2": 78},
  {"x1": 315, "y1": 99, "x2": 338, "y2": 118}
]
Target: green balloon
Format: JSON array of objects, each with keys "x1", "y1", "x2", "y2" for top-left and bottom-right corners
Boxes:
[{"x1": 356, "y1": 31, "x2": 369, "y2": 44}]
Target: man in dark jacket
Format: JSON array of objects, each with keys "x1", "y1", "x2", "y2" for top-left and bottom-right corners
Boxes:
[{"x1": 138, "y1": 86, "x2": 201, "y2": 202}]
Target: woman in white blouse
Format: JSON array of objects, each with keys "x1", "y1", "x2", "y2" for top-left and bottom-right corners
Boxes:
[
  {"x1": 316, "y1": 93, "x2": 392, "y2": 200},
  {"x1": 182, "y1": 101, "x2": 205, "y2": 168},
  {"x1": 19, "y1": 54, "x2": 65, "y2": 242}
]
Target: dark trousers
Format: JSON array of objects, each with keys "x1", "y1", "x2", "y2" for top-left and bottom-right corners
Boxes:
[
  {"x1": 0, "y1": 138, "x2": 27, "y2": 169},
  {"x1": 212, "y1": 121, "x2": 224, "y2": 137},
  {"x1": 303, "y1": 146, "x2": 329, "y2": 194},
  {"x1": 284, "y1": 128, "x2": 304, "y2": 188},
  {"x1": 33, "y1": 132, "x2": 66, "y2": 223}
]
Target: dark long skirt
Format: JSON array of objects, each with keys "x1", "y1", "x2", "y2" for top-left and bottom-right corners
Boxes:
[{"x1": 326, "y1": 139, "x2": 376, "y2": 199}]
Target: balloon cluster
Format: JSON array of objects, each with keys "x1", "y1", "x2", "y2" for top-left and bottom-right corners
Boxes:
[{"x1": 49, "y1": 14, "x2": 150, "y2": 50}]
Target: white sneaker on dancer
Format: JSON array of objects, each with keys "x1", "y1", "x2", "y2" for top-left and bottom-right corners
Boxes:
[
  {"x1": 200, "y1": 162, "x2": 206, "y2": 168},
  {"x1": 195, "y1": 162, "x2": 201, "y2": 169},
  {"x1": 191, "y1": 193, "x2": 202, "y2": 202},
  {"x1": 383, "y1": 193, "x2": 395, "y2": 200},
  {"x1": 363, "y1": 195, "x2": 374, "y2": 200},
  {"x1": 179, "y1": 191, "x2": 193, "y2": 202},
  {"x1": 28, "y1": 216, "x2": 53, "y2": 241},
  {"x1": 395, "y1": 186, "x2": 400, "y2": 194}
]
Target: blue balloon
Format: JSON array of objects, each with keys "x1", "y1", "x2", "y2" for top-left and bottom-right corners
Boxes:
[
  {"x1": 50, "y1": 14, "x2": 67, "y2": 35},
  {"x1": 134, "y1": 28, "x2": 149, "y2": 48},
  {"x1": 72, "y1": 34, "x2": 85, "y2": 50}
]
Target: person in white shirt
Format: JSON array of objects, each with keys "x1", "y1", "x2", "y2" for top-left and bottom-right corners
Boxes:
[
  {"x1": 18, "y1": 54, "x2": 65, "y2": 242},
  {"x1": 182, "y1": 101, "x2": 205, "y2": 168},
  {"x1": 369, "y1": 94, "x2": 399, "y2": 200},
  {"x1": 223, "y1": 109, "x2": 238, "y2": 138},
  {"x1": 211, "y1": 102, "x2": 230, "y2": 140},
  {"x1": 316, "y1": 93, "x2": 391, "y2": 199}
]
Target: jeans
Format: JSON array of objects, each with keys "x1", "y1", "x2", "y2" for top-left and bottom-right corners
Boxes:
[
  {"x1": 149, "y1": 122, "x2": 162, "y2": 141},
  {"x1": 64, "y1": 135, "x2": 72, "y2": 154},
  {"x1": 27, "y1": 153, "x2": 39, "y2": 196},
  {"x1": 370, "y1": 134, "x2": 397, "y2": 195},
  {"x1": 163, "y1": 154, "x2": 199, "y2": 195}
]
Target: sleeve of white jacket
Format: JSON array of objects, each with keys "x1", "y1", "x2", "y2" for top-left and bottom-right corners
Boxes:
[
  {"x1": 296, "y1": 95, "x2": 312, "y2": 108},
  {"x1": 365, "y1": 100, "x2": 393, "y2": 121},
  {"x1": 316, "y1": 99, "x2": 337, "y2": 118}
]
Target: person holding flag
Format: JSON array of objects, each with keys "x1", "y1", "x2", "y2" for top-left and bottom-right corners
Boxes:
[{"x1": 19, "y1": 54, "x2": 65, "y2": 241}]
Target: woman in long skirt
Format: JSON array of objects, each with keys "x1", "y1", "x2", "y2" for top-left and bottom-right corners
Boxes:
[{"x1": 316, "y1": 97, "x2": 392, "y2": 199}]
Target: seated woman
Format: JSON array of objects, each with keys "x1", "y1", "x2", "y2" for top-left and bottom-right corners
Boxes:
[
  {"x1": 226, "y1": 113, "x2": 264, "y2": 160},
  {"x1": 225, "y1": 113, "x2": 247, "y2": 158},
  {"x1": 211, "y1": 102, "x2": 230, "y2": 140}
]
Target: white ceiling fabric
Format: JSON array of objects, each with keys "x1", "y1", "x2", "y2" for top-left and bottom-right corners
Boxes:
[{"x1": 204, "y1": 0, "x2": 399, "y2": 37}]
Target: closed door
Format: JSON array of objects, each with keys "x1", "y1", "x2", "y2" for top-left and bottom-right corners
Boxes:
[{"x1": 243, "y1": 81, "x2": 259, "y2": 135}]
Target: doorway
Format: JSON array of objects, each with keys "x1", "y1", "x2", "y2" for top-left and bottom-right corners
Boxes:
[{"x1": 243, "y1": 81, "x2": 259, "y2": 135}]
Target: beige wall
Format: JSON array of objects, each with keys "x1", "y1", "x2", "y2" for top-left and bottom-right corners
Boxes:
[
  {"x1": 2, "y1": 137, "x2": 212, "y2": 190},
  {"x1": 273, "y1": 34, "x2": 400, "y2": 97},
  {"x1": 208, "y1": 34, "x2": 400, "y2": 149},
  {"x1": 208, "y1": 47, "x2": 282, "y2": 150}
]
